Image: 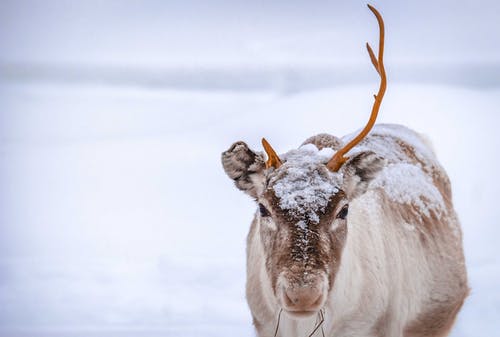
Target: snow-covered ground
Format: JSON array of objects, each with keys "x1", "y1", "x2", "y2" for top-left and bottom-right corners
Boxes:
[
  {"x1": 1, "y1": 1, "x2": 500, "y2": 335},
  {"x1": 0, "y1": 79, "x2": 499, "y2": 336}
]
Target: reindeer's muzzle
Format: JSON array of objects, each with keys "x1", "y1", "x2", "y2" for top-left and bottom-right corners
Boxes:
[{"x1": 277, "y1": 273, "x2": 328, "y2": 318}]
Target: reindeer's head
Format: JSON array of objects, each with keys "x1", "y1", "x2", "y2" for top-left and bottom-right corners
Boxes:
[{"x1": 221, "y1": 5, "x2": 387, "y2": 319}]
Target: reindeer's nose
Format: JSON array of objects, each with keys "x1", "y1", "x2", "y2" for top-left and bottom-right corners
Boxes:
[{"x1": 280, "y1": 284, "x2": 326, "y2": 316}]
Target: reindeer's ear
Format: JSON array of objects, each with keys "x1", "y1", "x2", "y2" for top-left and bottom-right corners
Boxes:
[
  {"x1": 341, "y1": 151, "x2": 386, "y2": 199},
  {"x1": 221, "y1": 141, "x2": 266, "y2": 199}
]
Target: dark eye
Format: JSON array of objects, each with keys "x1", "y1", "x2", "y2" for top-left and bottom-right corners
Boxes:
[
  {"x1": 259, "y1": 203, "x2": 270, "y2": 217},
  {"x1": 336, "y1": 205, "x2": 349, "y2": 220}
]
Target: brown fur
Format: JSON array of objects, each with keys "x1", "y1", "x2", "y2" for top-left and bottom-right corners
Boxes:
[
  {"x1": 260, "y1": 189, "x2": 347, "y2": 295},
  {"x1": 404, "y1": 295, "x2": 468, "y2": 337},
  {"x1": 301, "y1": 134, "x2": 343, "y2": 151},
  {"x1": 372, "y1": 310, "x2": 392, "y2": 337}
]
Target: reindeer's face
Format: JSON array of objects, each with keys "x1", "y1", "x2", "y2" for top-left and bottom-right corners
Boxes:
[
  {"x1": 258, "y1": 148, "x2": 348, "y2": 318},
  {"x1": 222, "y1": 136, "x2": 384, "y2": 318}
]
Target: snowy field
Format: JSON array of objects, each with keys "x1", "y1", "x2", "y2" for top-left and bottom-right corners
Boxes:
[
  {"x1": 1, "y1": 0, "x2": 500, "y2": 336},
  {"x1": 0, "y1": 79, "x2": 499, "y2": 336}
]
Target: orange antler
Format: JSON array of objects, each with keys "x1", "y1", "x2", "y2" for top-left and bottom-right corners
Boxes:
[
  {"x1": 326, "y1": 4, "x2": 387, "y2": 172},
  {"x1": 262, "y1": 138, "x2": 282, "y2": 169}
]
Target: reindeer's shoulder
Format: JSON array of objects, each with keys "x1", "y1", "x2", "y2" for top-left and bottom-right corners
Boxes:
[{"x1": 349, "y1": 124, "x2": 455, "y2": 222}]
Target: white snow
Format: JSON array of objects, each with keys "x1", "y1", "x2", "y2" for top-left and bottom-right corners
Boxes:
[
  {"x1": 271, "y1": 145, "x2": 342, "y2": 223},
  {"x1": 344, "y1": 124, "x2": 437, "y2": 166},
  {"x1": 0, "y1": 81, "x2": 499, "y2": 337},
  {"x1": 296, "y1": 220, "x2": 307, "y2": 231},
  {"x1": 370, "y1": 124, "x2": 437, "y2": 162},
  {"x1": 294, "y1": 220, "x2": 311, "y2": 262},
  {"x1": 1, "y1": 1, "x2": 499, "y2": 335},
  {"x1": 370, "y1": 163, "x2": 446, "y2": 218}
]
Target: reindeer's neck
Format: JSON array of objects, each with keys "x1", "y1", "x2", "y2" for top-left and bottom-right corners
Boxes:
[
  {"x1": 277, "y1": 314, "x2": 325, "y2": 337},
  {"x1": 324, "y1": 190, "x2": 395, "y2": 334}
]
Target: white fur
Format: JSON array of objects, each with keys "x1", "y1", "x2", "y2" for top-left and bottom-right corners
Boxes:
[{"x1": 247, "y1": 187, "x2": 461, "y2": 337}]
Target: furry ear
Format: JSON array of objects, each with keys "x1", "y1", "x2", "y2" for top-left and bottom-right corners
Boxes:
[
  {"x1": 221, "y1": 141, "x2": 266, "y2": 199},
  {"x1": 341, "y1": 151, "x2": 386, "y2": 199}
]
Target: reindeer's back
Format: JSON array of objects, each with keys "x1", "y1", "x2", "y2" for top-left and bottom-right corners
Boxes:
[
  {"x1": 347, "y1": 124, "x2": 454, "y2": 217},
  {"x1": 304, "y1": 124, "x2": 452, "y2": 203}
]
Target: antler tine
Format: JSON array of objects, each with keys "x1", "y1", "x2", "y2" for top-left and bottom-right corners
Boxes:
[
  {"x1": 262, "y1": 138, "x2": 282, "y2": 169},
  {"x1": 327, "y1": 4, "x2": 387, "y2": 172},
  {"x1": 366, "y1": 43, "x2": 379, "y2": 75}
]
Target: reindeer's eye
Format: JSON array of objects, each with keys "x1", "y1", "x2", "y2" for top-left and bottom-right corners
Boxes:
[
  {"x1": 337, "y1": 205, "x2": 349, "y2": 220},
  {"x1": 259, "y1": 203, "x2": 270, "y2": 217}
]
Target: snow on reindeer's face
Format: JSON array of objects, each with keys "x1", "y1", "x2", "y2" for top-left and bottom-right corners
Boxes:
[{"x1": 221, "y1": 139, "x2": 384, "y2": 317}]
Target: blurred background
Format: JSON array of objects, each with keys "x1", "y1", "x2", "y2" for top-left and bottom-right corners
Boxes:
[{"x1": 0, "y1": 0, "x2": 499, "y2": 336}]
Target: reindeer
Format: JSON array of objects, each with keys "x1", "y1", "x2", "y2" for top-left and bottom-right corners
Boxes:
[{"x1": 221, "y1": 5, "x2": 468, "y2": 337}]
